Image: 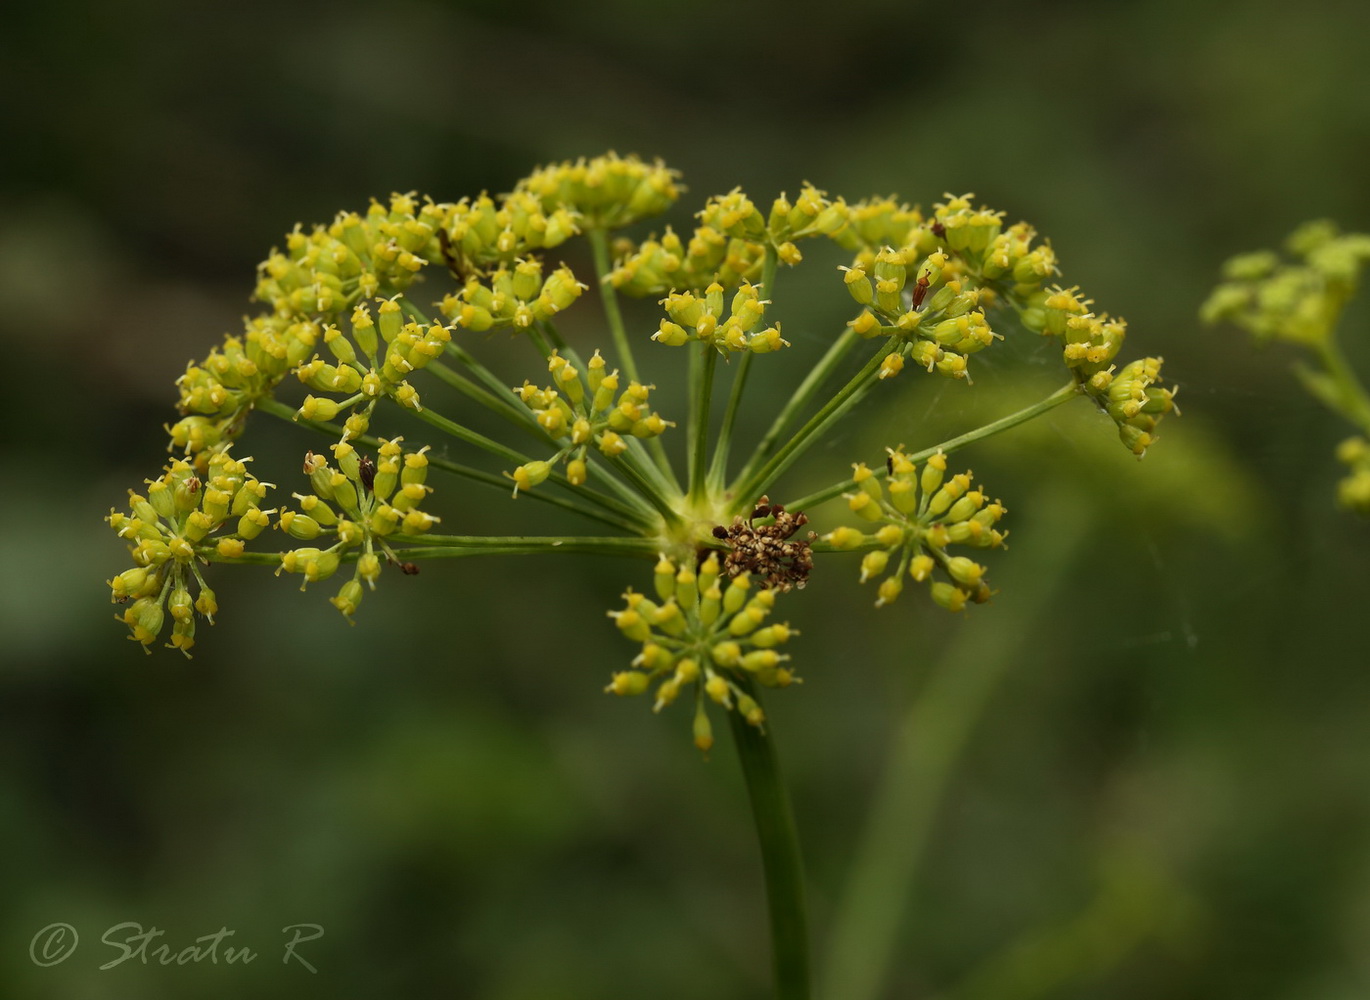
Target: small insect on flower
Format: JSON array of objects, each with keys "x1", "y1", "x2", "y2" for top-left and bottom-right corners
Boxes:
[{"x1": 911, "y1": 272, "x2": 931, "y2": 309}]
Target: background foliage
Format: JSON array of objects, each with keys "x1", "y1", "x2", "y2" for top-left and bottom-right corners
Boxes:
[{"x1": 3, "y1": 1, "x2": 1369, "y2": 997}]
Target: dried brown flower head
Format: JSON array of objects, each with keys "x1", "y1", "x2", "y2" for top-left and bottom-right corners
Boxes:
[{"x1": 712, "y1": 496, "x2": 816, "y2": 592}]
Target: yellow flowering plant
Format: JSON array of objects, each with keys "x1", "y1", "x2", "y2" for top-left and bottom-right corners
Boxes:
[
  {"x1": 104, "y1": 152, "x2": 1177, "y2": 999},
  {"x1": 1203, "y1": 219, "x2": 1370, "y2": 514}
]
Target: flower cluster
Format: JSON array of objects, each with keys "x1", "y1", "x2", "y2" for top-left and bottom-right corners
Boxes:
[
  {"x1": 824, "y1": 451, "x2": 1006, "y2": 611},
  {"x1": 837, "y1": 196, "x2": 928, "y2": 254},
  {"x1": 277, "y1": 438, "x2": 437, "y2": 618},
  {"x1": 606, "y1": 553, "x2": 797, "y2": 751},
  {"x1": 296, "y1": 299, "x2": 448, "y2": 433},
  {"x1": 608, "y1": 183, "x2": 861, "y2": 297},
  {"x1": 108, "y1": 152, "x2": 1178, "y2": 752},
  {"x1": 439, "y1": 260, "x2": 587, "y2": 332},
  {"x1": 107, "y1": 450, "x2": 271, "y2": 655},
  {"x1": 842, "y1": 246, "x2": 996, "y2": 381},
  {"x1": 1337, "y1": 437, "x2": 1370, "y2": 515},
  {"x1": 607, "y1": 224, "x2": 767, "y2": 295},
  {"x1": 765, "y1": 183, "x2": 851, "y2": 248},
  {"x1": 508, "y1": 350, "x2": 672, "y2": 491},
  {"x1": 515, "y1": 152, "x2": 680, "y2": 230},
  {"x1": 653, "y1": 281, "x2": 788, "y2": 354},
  {"x1": 1203, "y1": 220, "x2": 1370, "y2": 514},
  {"x1": 1038, "y1": 287, "x2": 1176, "y2": 456},
  {"x1": 1201, "y1": 220, "x2": 1370, "y2": 346},
  {"x1": 440, "y1": 190, "x2": 579, "y2": 271},
  {"x1": 255, "y1": 193, "x2": 447, "y2": 319},
  {"x1": 173, "y1": 315, "x2": 319, "y2": 460}
]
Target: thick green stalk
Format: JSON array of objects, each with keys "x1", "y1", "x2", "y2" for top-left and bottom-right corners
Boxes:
[
  {"x1": 728, "y1": 682, "x2": 811, "y2": 1000},
  {"x1": 689, "y1": 342, "x2": 718, "y2": 503},
  {"x1": 730, "y1": 337, "x2": 898, "y2": 514},
  {"x1": 731, "y1": 326, "x2": 861, "y2": 495},
  {"x1": 786, "y1": 381, "x2": 1083, "y2": 512},
  {"x1": 707, "y1": 245, "x2": 777, "y2": 493},
  {"x1": 819, "y1": 493, "x2": 1093, "y2": 1000}
]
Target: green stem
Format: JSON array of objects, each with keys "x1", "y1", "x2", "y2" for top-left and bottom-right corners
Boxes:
[
  {"x1": 819, "y1": 492, "x2": 1094, "y2": 1000},
  {"x1": 426, "y1": 457, "x2": 648, "y2": 533},
  {"x1": 206, "y1": 551, "x2": 283, "y2": 567},
  {"x1": 708, "y1": 353, "x2": 753, "y2": 493},
  {"x1": 728, "y1": 681, "x2": 811, "y2": 1000},
  {"x1": 610, "y1": 452, "x2": 682, "y2": 528},
  {"x1": 385, "y1": 534, "x2": 659, "y2": 557},
  {"x1": 210, "y1": 536, "x2": 658, "y2": 566},
  {"x1": 407, "y1": 405, "x2": 657, "y2": 524},
  {"x1": 588, "y1": 227, "x2": 640, "y2": 385},
  {"x1": 730, "y1": 336, "x2": 899, "y2": 514},
  {"x1": 1316, "y1": 338, "x2": 1370, "y2": 431},
  {"x1": 254, "y1": 396, "x2": 652, "y2": 533},
  {"x1": 589, "y1": 226, "x2": 679, "y2": 486},
  {"x1": 707, "y1": 245, "x2": 777, "y2": 493},
  {"x1": 401, "y1": 401, "x2": 527, "y2": 465},
  {"x1": 786, "y1": 381, "x2": 1083, "y2": 512},
  {"x1": 528, "y1": 323, "x2": 557, "y2": 362},
  {"x1": 689, "y1": 343, "x2": 718, "y2": 503},
  {"x1": 443, "y1": 340, "x2": 532, "y2": 411},
  {"x1": 425, "y1": 360, "x2": 545, "y2": 436},
  {"x1": 732, "y1": 327, "x2": 862, "y2": 496},
  {"x1": 535, "y1": 321, "x2": 678, "y2": 505}
]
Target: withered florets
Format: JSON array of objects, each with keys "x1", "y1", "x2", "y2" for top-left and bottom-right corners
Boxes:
[{"x1": 712, "y1": 496, "x2": 816, "y2": 592}]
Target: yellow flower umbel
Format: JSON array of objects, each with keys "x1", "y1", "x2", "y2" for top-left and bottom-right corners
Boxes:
[
  {"x1": 516, "y1": 153, "x2": 680, "y2": 231},
  {"x1": 1201, "y1": 220, "x2": 1370, "y2": 348},
  {"x1": 608, "y1": 223, "x2": 767, "y2": 296},
  {"x1": 276, "y1": 437, "x2": 438, "y2": 619},
  {"x1": 255, "y1": 192, "x2": 451, "y2": 320},
  {"x1": 508, "y1": 350, "x2": 673, "y2": 492},
  {"x1": 294, "y1": 298, "x2": 451, "y2": 436},
  {"x1": 836, "y1": 196, "x2": 931, "y2": 255},
  {"x1": 107, "y1": 449, "x2": 271, "y2": 656},
  {"x1": 824, "y1": 450, "x2": 1006, "y2": 611},
  {"x1": 1337, "y1": 437, "x2": 1370, "y2": 515},
  {"x1": 1203, "y1": 221, "x2": 1370, "y2": 513},
  {"x1": 653, "y1": 281, "x2": 788, "y2": 354},
  {"x1": 840, "y1": 245, "x2": 1000, "y2": 381},
  {"x1": 439, "y1": 190, "x2": 579, "y2": 272},
  {"x1": 438, "y1": 258, "x2": 587, "y2": 333},
  {"x1": 1036, "y1": 286, "x2": 1177, "y2": 456},
  {"x1": 606, "y1": 554, "x2": 797, "y2": 751},
  {"x1": 172, "y1": 315, "x2": 320, "y2": 462}
]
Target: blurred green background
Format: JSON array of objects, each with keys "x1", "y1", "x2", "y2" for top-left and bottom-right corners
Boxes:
[{"x1": 4, "y1": 0, "x2": 1370, "y2": 997}]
